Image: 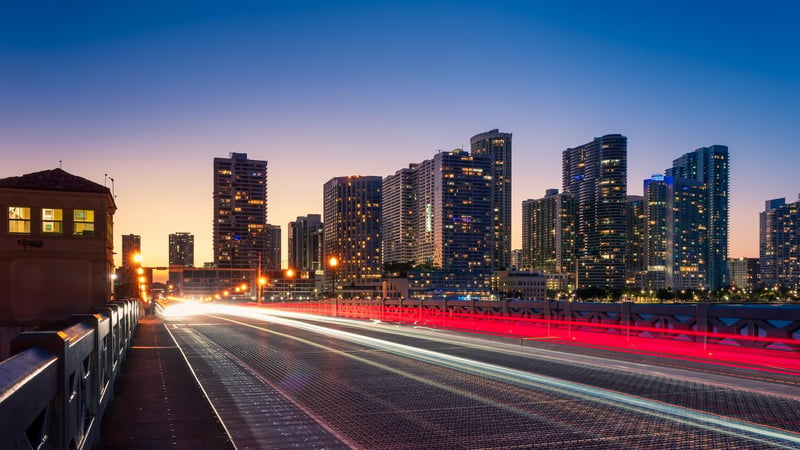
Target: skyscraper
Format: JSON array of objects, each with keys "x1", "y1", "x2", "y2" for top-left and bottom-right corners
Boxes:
[
  {"x1": 265, "y1": 224, "x2": 281, "y2": 270},
  {"x1": 760, "y1": 196, "x2": 800, "y2": 290},
  {"x1": 213, "y1": 152, "x2": 268, "y2": 269},
  {"x1": 521, "y1": 189, "x2": 575, "y2": 276},
  {"x1": 288, "y1": 215, "x2": 323, "y2": 271},
  {"x1": 168, "y1": 232, "x2": 194, "y2": 267},
  {"x1": 121, "y1": 234, "x2": 141, "y2": 267},
  {"x1": 643, "y1": 176, "x2": 669, "y2": 290},
  {"x1": 562, "y1": 134, "x2": 628, "y2": 289},
  {"x1": 418, "y1": 149, "x2": 492, "y2": 291},
  {"x1": 667, "y1": 177, "x2": 707, "y2": 290},
  {"x1": 667, "y1": 145, "x2": 729, "y2": 290},
  {"x1": 323, "y1": 176, "x2": 382, "y2": 293},
  {"x1": 471, "y1": 129, "x2": 512, "y2": 270},
  {"x1": 625, "y1": 195, "x2": 646, "y2": 288},
  {"x1": 381, "y1": 166, "x2": 416, "y2": 266}
]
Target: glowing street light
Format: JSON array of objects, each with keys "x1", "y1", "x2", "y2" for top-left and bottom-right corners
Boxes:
[{"x1": 328, "y1": 256, "x2": 339, "y2": 297}]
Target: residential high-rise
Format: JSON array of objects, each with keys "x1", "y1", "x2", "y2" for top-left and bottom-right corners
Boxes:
[
  {"x1": 562, "y1": 134, "x2": 628, "y2": 289},
  {"x1": 728, "y1": 257, "x2": 760, "y2": 292},
  {"x1": 288, "y1": 215, "x2": 323, "y2": 271},
  {"x1": 667, "y1": 177, "x2": 707, "y2": 290},
  {"x1": 168, "y1": 232, "x2": 194, "y2": 268},
  {"x1": 643, "y1": 176, "x2": 669, "y2": 290},
  {"x1": 521, "y1": 189, "x2": 575, "y2": 276},
  {"x1": 760, "y1": 196, "x2": 800, "y2": 290},
  {"x1": 625, "y1": 195, "x2": 646, "y2": 288},
  {"x1": 381, "y1": 166, "x2": 416, "y2": 266},
  {"x1": 666, "y1": 145, "x2": 729, "y2": 290},
  {"x1": 121, "y1": 234, "x2": 141, "y2": 267},
  {"x1": 213, "y1": 152, "x2": 268, "y2": 269},
  {"x1": 323, "y1": 176, "x2": 382, "y2": 293},
  {"x1": 471, "y1": 129, "x2": 512, "y2": 270},
  {"x1": 410, "y1": 150, "x2": 492, "y2": 292},
  {"x1": 265, "y1": 224, "x2": 281, "y2": 270}
]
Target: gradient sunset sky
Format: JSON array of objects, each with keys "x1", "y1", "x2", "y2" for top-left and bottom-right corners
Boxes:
[{"x1": 2, "y1": 1, "x2": 798, "y2": 273}]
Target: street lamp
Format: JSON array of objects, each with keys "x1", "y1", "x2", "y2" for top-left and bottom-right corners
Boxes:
[
  {"x1": 328, "y1": 256, "x2": 339, "y2": 298},
  {"x1": 286, "y1": 268, "x2": 295, "y2": 299},
  {"x1": 258, "y1": 276, "x2": 267, "y2": 303}
]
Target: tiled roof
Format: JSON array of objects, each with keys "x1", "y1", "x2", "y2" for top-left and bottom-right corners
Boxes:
[{"x1": 0, "y1": 168, "x2": 110, "y2": 194}]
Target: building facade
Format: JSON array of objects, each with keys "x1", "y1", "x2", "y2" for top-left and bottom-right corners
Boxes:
[
  {"x1": 521, "y1": 189, "x2": 575, "y2": 279},
  {"x1": 562, "y1": 134, "x2": 628, "y2": 290},
  {"x1": 265, "y1": 224, "x2": 281, "y2": 270},
  {"x1": 666, "y1": 145, "x2": 729, "y2": 290},
  {"x1": 323, "y1": 176, "x2": 383, "y2": 295},
  {"x1": 121, "y1": 234, "x2": 141, "y2": 268},
  {"x1": 470, "y1": 129, "x2": 512, "y2": 270},
  {"x1": 728, "y1": 257, "x2": 760, "y2": 292},
  {"x1": 0, "y1": 169, "x2": 116, "y2": 357},
  {"x1": 760, "y1": 196, "x2": 800, "y2": 290},
  {"x1": 288, "y1": 214, "x2": 323, "y2": 272},
  {"x1": 381, "y1": 167, "x2": 416, "y2": 266},
  {"x1": 213, "y1": 152, "x2": 268, "y2": 269},
  {"x1": 169, "y1": 232, "x2": 194, "y2": 267},
  {"x1": 412, "y1": 150, "x2": 492, "y2": 294},
  {"x1": 625, "y1": 195, "x2": 646, "y2": 288}
]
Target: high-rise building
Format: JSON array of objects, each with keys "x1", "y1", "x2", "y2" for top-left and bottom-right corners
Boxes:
[
  {"x1": 288, "y1": 215, "x2": 323, "y2": 271},
  {"x1": 643, "y1": 176, "x2": 669, "y2": 290},
  {"x1": 625, "y1": 195, "x2": 646, "y2": 288},
  {"x1": 562, "y1": 134, "x2": 628, "y2": 289},
  {"x1": 760, "y1": 196, "x2": 800, "y2": 290},
  {"x1": 666, "y1": 145, "x2": 729, "y2": 290},
  {"x1": 409, "y1": 150, "x2": 492, "y2": 292},
  {"x1": 471, "y1": 129, "x2": 512, "y2": 270},
  {"x1": 121, "y1": 234, "x2": 141, "y2": 267},
  {"x1": 667, "y1": 177, "x2": 707, "y2": 291},
  {"x1": 634, "y1": 175, "x2": 707, "y2": 292},
  {"x1": 381, "y1": 166, "x2": 416, "y2": 266},
  {"x1": 265, "y1": 224, "x2": 281, "y2": 270},
  {"x1": 323, "y1": 176, "x2": 382, "y2": 293},
  {"x1": 521, "y1": 189, "x2": 575, "y2": 277},
  {"x1": 728, "y1": 257, "x2": 760, "y2": 291},
  {"x1": 168, "y1": 232, "x2": 194, "y2": 267},
  {"x1": 213, "y1": 152, "x2": 268, "y2": 269},
  {"x1": 510, "y1": 249, "x2": 523, "y2": 271}
]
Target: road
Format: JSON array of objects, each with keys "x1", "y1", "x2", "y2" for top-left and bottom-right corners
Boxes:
[{"x1": 162, "y1": 303, "x2": 800, "y2": 449}]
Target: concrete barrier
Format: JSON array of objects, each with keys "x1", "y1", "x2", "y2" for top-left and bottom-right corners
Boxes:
[{"x1": 0, "y1": 299, "x2": 139, "y2": 450}]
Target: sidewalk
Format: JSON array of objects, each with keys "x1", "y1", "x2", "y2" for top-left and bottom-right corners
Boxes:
[{"x1": 97, "y1": 316, "x2": 233, "y2": 450}]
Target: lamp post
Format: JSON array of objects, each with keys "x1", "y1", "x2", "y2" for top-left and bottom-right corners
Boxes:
[
  {"x1": 286, "y1": 268, "x2": 295, "y2": 300},
  {"x1": 328, "y1": 256, "x2": 339, "y2": 298},
  {"x1": 258, "y1": 276, "x2": 267, "y2": 304}
]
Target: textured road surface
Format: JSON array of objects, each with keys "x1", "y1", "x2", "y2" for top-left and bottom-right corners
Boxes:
[{"x1": 164, "y1": 307, "x2": 800, "y2": 449}]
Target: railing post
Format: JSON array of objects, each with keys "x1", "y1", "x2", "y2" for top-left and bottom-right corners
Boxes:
[
  {"x1": 11, "y1": 322, "x2": 97, "y2": 450},
  {"x1": 621, "y1": 301, "x2": 632, "y2": 344},
  {"x1": 697, "y1": 302, "x2": 709, "y2": 353}
]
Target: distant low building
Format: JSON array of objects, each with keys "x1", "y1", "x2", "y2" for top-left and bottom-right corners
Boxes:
[
  {"x1": 0, "y1": 168, "x2": 116, "y2": 358},
  {"x1": 494, "y1": 270, "x2": 547, "y2": 300}
]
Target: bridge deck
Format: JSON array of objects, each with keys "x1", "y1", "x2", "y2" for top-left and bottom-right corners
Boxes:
[{"x1": 97, "y1": 317, "x2": 233, "y2": 449}]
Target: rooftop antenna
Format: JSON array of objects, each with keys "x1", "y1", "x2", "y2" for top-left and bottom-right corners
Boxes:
[
  {"x1": 59, "y1": 160, "x2": 63, "y2": 169},
  {"x1": 104, "y1": 173, "x2": 108, "y2": 186},
  {"x1": 108, "y1": 176, "x2": 116, "y2": 198}
]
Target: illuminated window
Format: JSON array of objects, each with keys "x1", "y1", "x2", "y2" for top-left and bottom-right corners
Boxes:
[
  {"x1": 74, "y1": 209, "x2": 95, "y2": 236},
  {"x1": 8, "y1": 207, "x2": 30, "y2": 234},
  {"x1": 42, "y1": 208, "x2": 63, "y2": 234}
]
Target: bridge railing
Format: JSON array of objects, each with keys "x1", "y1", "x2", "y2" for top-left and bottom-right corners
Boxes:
[
  {"x1": 270, "y1": 299, "x2": 800, "y2": 353},
  {"x1": 0, "y1": 298, "x2": 139, "y2": 450}
]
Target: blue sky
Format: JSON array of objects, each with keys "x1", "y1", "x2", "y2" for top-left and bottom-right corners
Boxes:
[{"x1": 2, "y1": 1, "x2": 798, "y2": 271}]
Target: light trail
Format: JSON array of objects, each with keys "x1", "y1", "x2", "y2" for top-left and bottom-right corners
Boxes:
[{"x1": 165, "y1": 302, "x2": 800, "y2": 449}]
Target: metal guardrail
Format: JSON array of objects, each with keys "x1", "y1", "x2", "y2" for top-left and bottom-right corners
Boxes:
[
  {"x1": 327, "y1": 299, "x2": 800, "y2": 352},
  {"x1": 0, "y1": 299, "x2": 139, "y2": 450}
]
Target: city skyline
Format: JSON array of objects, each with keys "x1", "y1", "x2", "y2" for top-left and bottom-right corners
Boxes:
[{"x1": 2, "y1": 2, "x2": 798, "y2": 273}]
